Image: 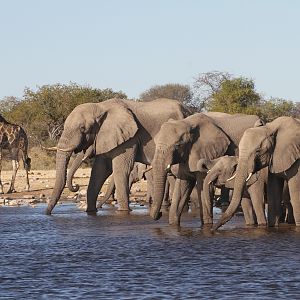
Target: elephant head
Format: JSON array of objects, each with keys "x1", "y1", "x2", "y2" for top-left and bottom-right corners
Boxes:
[
  {"x1": 150, "y1": 113, "x2": 231, "y2": 220},
  {"x1": 213, "y1": 116, "x2": 300, "y2": 230},
  {"x1": 198, "y1": 156, "x2": 239, "y2": 188},
  {"x1": 46, "y1": 100, "x2": 139, "y2": 215},
  {"x1": 198, "y1": 155, "x2": 260, "y2": 222}
]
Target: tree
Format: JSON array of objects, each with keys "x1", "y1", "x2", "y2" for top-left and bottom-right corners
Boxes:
[
  {"x1": 139, "y1": 83, "x2": 193, "y2": 105},
  {"x1": 5, "y1": 83, "x2": 127, "y2": 143},
  {"x1": 207, "y1": 77, "x2": 261, "y2": 115},
  {"x1": 0, "y1": 96, "x2": 20, "y2": 117},
  {"x1": 192, "y1": 71, "x2": 231, "y2": 110},
  {"x1": 260, "y1": 97, "x2": 297, "y2": 122}
]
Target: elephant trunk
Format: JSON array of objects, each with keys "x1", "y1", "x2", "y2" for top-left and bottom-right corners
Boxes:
[
  {"x1": 67, "y1": 145, "x2": 94, "y2": 192},
  {"x1": 203, "y1": 170, "x2": 220, "y2": 224},
  {"x1": 46, "y1": 150, "x2": 72, "y2": 215},
  {"x1": 67, "y1": 152, "x2": 85, "y2": 192},
  {"x1": 213, "y1": 159, "x2": 249, "y2": 230},
  {"x1": 150, "y1": 151, "x2": 170, "y2": 220}
]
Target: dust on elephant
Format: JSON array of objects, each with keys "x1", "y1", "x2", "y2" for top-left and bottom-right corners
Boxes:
[
  {"x1": 150, "y1": 112, "x2": 264, "y2": 226},
  {"x1": 213, "y1": 116, "x2": 300, "y2": 230},
  {"x1": 46, "y1": 98, "x2": 190, "y2": 215},
  {"x1": 197, "y1": 156, "x2": 268, "y2": 226}
]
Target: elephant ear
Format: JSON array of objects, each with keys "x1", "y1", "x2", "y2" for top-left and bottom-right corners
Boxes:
[
  {"x1": 188, "y1": 119, "x2": 231, "y2": 172},
  {"x1": 270, "y1": 117, "x2": 300, "y2": 173},
  {"x1": 95, "y1": 106, "x2": 138, "y2": 154}
]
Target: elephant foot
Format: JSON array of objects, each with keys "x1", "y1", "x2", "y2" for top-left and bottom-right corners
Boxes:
[
  {"x1": 7, "y1": 189, "x2": 16, "y2": 194},
  {"x1": 86, "y1": 209, "x2": 98, "y2": 215},
  {"x1": 169, "y1": 218, "x2": 180, "y2": 226},
  {"x1": 201, "y1": 223, "x2": 213, "y2": 229},
  {"x1": 116, "y1": 210, "x2": 130, "y2": 216},
  {"x1": 117, "y1": 203, "x2": 131, "y2": 212},
  {"x1": 257, "y1": 223, "x2": 267, "y2": 227},
  {"x1": 245, "y1": 223, "x2": 256, "y2": 228}
]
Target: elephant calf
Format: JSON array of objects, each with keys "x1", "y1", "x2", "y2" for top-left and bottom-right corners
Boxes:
[{"x1": 197, "y1": 156, "x2": 268, "y2": 226}]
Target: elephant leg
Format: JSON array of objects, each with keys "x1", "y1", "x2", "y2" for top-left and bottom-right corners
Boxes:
[
  {"x1": 86, "y1": 157, "x2": 112, "y2": 214},
  {"x1": 112, "y1": 153, "x2": 135, "y2": 211},
  {"x1": 169, "y1": 178, "x2": 195, "y2": 226},
  {"x1": 196, "y1": 172, "x2": 213, "y2": 225},
  {"x1": 241, "y1": 197, "x2": 255, "y2": 226},
  {"x1": 267, "y1": 174, "x2": 284, "y2": 227},
  {"x1": 282, "y1": 183, "x2": 295, "y2": 224},
  {"x1": 248, "y1": 183, "x2": 267, "y2": 226},
  {"x1": 190, "y1": 186, "x2": 200, "y2": 216},
  {"x1": 145, "y1": 171, "x2": 153, "y2": 205},
  {"x1": 161, "y1": 178, "x2": 170, "y2": 212},
  {"x1": 287, "y1": 168, "x2": 300, "y2": 226}
]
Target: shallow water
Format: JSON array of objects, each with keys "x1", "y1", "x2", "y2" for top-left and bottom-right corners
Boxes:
[{"x1": 1, "y1": 204, "x2": 300, "y2": 299}]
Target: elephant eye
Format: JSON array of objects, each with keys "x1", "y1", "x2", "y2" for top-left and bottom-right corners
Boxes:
[{"x1": 80, "y1": 125, "x2": 85, "y2": 133}]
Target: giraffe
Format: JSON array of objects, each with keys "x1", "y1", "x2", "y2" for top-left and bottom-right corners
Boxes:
[{"x1": 0, "y1": 115, "x2": 31, "y2": 194}]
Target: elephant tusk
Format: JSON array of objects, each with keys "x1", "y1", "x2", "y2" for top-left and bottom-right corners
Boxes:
[
  {"x1": 166, "y1": 164, "x2": 171, "y2": 172},
  {"x1": 41, "y1": 145, "x2": 74, "y2": 152},
  {"x1": 207, "y1": 180, "x2": 212, "y2": 185},
  {"x1": 207, "y1": 169, "x2": 211, "y2": 174},
  {"x1": 246, "y1": 172, "x2": 253, "y2": 182},
  {"x1": 41, "y1": 146, "x2": 58, "y2": 151},
  {"x1": 81, "y1": 155, "x2": 89, "y2": 161},
  {"x1": 226, "y1": 174, "x2": 236, "y2": 182}
]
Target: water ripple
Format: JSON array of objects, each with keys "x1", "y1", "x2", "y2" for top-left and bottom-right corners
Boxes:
[{"x1": 1, "y1": 204, "x2": 300, "y2": 299}]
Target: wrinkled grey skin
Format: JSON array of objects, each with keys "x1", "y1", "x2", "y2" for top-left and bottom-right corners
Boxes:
[
  {"x1": 214, "y1": 116, "x2": 300, "y2": 230},
  {"x1": 198, "y1": 156, "x2": 268, "y2": 226},
  {"x1": 46, "y1": 98, "x2": 190, "y2": 215},
  {"x1": 150, "y1": 112, "x2": 264, "y2": 226},
  {"x1": 97, "y1": 162, "x2": 148, "y2": 208},
  {"x1": 66, "y1": 148, "x2": 148, "y2": 207}
]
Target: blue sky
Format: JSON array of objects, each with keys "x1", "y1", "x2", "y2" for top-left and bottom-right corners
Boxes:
[{"x1": 1, "y1": 0, "x2": 299, "y2": 101}]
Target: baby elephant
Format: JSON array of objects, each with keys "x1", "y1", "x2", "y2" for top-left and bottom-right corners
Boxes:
[{"x1": 197, "y1": 156, "x2": 268, "y2": 226}]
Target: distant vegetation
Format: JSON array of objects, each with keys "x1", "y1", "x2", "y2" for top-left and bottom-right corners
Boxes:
[{"x1": 0, "y1": 73, "x2": 298, "y2": 169}]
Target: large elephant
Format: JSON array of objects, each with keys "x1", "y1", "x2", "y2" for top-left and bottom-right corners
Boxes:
[
  {"x1": 213, "y1": 116, "x2": 300, "y2": 230},
  {"x1": 150, "y1": 112, "x2": 264, "y2": 226},
  {"x1": 46, "y1": 98, "x2": 190, "y2": 215},
  {"x1": 197, "y1": 156, "x2": 268, "y2": 226}
]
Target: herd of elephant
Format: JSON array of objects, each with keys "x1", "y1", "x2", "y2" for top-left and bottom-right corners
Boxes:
[{"x1": 45, "y1": 98, "x2": 300, "y2": 231}]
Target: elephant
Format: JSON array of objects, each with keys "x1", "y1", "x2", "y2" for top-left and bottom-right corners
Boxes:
[
  {"x1": 46, "y1": 98, "x2": 190, "y2": 215},
  {"x1": 213, "y1": 116, "x2": 300, "y2": 230},
  {"x1": 150, "y1": 112, "x2": 264, "y2": 226},
  {"x1": 197, "y1": 156, "x2": 268, "y2": 226}
]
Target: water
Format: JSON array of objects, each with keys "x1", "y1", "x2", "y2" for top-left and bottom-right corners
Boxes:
[{"x1": 1, "y1": 203, "x2": 300, "y2": 299}]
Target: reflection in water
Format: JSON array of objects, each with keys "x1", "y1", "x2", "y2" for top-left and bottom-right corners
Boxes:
[{"x1": 1, "y1": 203, "x2": 300, "y2": 299}]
